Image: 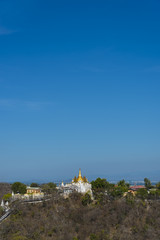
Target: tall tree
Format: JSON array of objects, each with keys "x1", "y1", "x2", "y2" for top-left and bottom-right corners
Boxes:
[
  {"x1": 11, "y1": 182, "x2": 27, "y2": 194},
  {"x1": 30, "y1": 183, "x2": 39, "y2": 187},
  {"x1": 144, "y1": 178, "x2": 152, "y2": 190}
]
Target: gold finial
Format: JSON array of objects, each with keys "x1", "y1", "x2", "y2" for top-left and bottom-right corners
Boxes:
[
  {"x1": 77, "y1": 168, "x2": 83, "y2": 182},
  {"x1": 79, "y1": 168, "x2": 82, "y2": 177}
]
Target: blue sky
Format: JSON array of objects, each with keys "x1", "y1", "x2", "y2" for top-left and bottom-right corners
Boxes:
[{"x1": 0, "y1": 0, "x2": 160, "y2": 182}]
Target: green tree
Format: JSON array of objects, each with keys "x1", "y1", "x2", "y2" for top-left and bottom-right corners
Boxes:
[
  {"x1": 149, "y1": 189, "x2": 160, "y2": 199},
  {"x1": 91, "y1": 178, "x2": 115, "y2": 203},
  {"x1": 82, "y1": 193, "x2": 92, "y2": 206},
  {"x1": 156, "y1": 189, "x2": 160, "y2": 197},
  {"x1": 156, "y1": 182, "x2": 160, "y2": 189},
  {"x1": 11, "y1": 182, "x2": 27, "y2": 194},
  {"x1": 117, "y1": 179, "x2": 130, "y2": 188},
  {"x1": 136, "y1": 188, "x2": 148, "y2": 200},
  {"x1": 91, "y1": 178, "x2": 109, "y2": 191},
  {"x1": 111, "y1": 186, "x2": 127, "y2": 198},
  {"x1": 47, "y1": 182, "x2": 56, "y2": 189},
  {"x1": 30, "y1": 183, "x2": 39, "y2": 187},
  {"x1": 41, "y1": 182, "x2": 57, "y2": 194},
  {"x1": 109, "y1": 180, "x2": 130, "y2": 199},
  {"x1": 144, "y1": 178, "x2": 152, "y2": 190},
  {"x1": 90, "y1": 233, "x2": 97, "y2": 240},
  {"x1": 125, "y1": 192, "x2": 135, "y2": 205},
  {"x1": 91, "y1": 178, "x2": 116, "y2": 201}
]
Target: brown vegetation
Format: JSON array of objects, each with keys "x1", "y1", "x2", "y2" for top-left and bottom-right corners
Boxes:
[
  {"x1": 0, "y1": 183, "x2": 11, "y2": 202},
  {"x1": 1, "y1": 191, "x2": 160, "y2": 240}
]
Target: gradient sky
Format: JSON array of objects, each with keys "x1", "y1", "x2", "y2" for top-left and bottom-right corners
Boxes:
[{"x1": 0, "y1": 0, "x2": 160, "y2": 182}]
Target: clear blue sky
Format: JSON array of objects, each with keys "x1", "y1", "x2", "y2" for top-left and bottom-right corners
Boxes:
[{"x1": 0, "y1": 0, "x2": 160, "y2": 182}]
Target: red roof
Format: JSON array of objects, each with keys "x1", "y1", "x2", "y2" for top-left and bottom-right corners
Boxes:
[{"x1": 130, "y1": 185, "x2": 146, "y2": 190}]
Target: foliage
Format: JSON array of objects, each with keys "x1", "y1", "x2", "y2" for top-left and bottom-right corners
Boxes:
[
  {"x1": 90, "y1": 233, "x2": 97, "y2": 240},
  {"x1": 30, "y1": 183, "x2": 39, "y2": 187},
  {"x1": 41, "y1": 182, "x2": 57, "y2": 194},
  {"x1": 91, "y1": 178, "x2": 110, "y2": 202},
  {"x1": 144, "y1": 178, "x2": 152, "y2": 190},
  {"x1": 91, "y1": 178, "x2": 131, "y2": 201},
  {"x1": 156, "y1": 182, "x2": 160, "y2": 189},
  {"x1": 3, "y1": 193, "x2": 12, "y2": 201},
  {"x1": 125, "y1": 192, "x2": 135, "y2": 205},
  {"x1": 149, "y1": 189, "x2": 160, "y2": 199},
  {"x1": 117, "y1": 179, "x2": 130, "y2": 188},
  {"x1": 94, "y1": 192, "x2": 105, "y2": 205},
  {"x1": 0, "y1": 206, "x2": 4, "y2": 216},
  {"x1": 69, "y1": 191, "x2": 82, "y2": 203},
  {"x1": 111, "y1": 186, "x2": 127, "y2": 198},
  {"x1": 11, "y1": 232, "x2": 28, "y2": 240},
  {"x1": 82, "y1": 193, "x2": 92, "y2": 206},
  {"x1": 108, "y1": 179, "x2": 130, "y2": 199},
  {"x1": 11, "y1": 182, "x2": 27, "y2": 194},
  {"x1": 1, "y1": 191, "x2": 160, "y2": 240},
  {"x1": 90, "y1": 231, "x2": 109, "y2": 240},
  {"x1": 91, "y1": 178, "x2": 109, "y2": 191},
  {"x1": 136, "y1": 188, "x2": 148, "y2": 199},
  {"x1": 0, "y1": 183, "x2": 11, "y2": 202}
]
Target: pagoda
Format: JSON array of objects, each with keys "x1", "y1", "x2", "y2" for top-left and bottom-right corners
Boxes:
[
  {"x1": 72, "y1": 169, "x2": 88, "y2": 183},
  {"x1": 60, "y1": 169, "x2": 92, "y2": 195}
]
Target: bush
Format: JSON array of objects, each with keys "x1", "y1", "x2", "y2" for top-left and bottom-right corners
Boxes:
[
  {"x1": 41, "y1": 182, "x2": 57, "y2": 194},
  {"x1": 136, "y1": 188, "x2": 148, "y2": 200},
  {"x1": 156, "y1": 182, "x2": 160, "y2": 190},
  {"x1": 0, "y1": 206, "x2": 4, "y2": 216},
  {"x1": 3, "y1": 193, "x2": 12, "y2": 201},
  {"x1": 90, "y1": 233, "x2": 98, "y2": 240},
  {"x1": 82, "y1": 193, "x2": 92, "y2": 206}
]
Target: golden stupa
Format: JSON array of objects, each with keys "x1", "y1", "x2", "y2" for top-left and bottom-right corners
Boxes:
[
  {"x1": 73, "y1": 169, "x2": 88, "y2": 183},
  {"x1": 77, "y1": 168, "x2": 83, "y2": 182}
]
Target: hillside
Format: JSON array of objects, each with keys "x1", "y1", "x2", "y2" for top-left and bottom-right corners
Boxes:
[
  {"x1": 0, "y1": 192, "x2": 160, "y2": 240},
  {"x1": 0, "y1": 183, "x2": 11, "y2": 202}
]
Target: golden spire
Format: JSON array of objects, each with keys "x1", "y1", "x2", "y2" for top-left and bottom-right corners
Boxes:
[
  {"x1": 77, "y1": 168, "x2": 83, "y2": 182},
  {"x1": 79, "y1": 168, "x2": 82, "y2": 177}
]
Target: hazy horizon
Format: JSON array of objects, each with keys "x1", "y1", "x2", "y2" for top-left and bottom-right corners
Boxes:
[{"x1": 1, "y1": 168, "x2": 160, "y2": 184}]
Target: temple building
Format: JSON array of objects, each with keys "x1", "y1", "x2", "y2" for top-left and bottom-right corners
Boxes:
[
  {"x1": 59, "y1": 169, "x2": 92, "y2": 196},
  {"x1": 26, "y1": 186, "x2": 41, "y2": 194},
  {"x1": 11, "y1": 187, "x2": 44, "y2": 200}
]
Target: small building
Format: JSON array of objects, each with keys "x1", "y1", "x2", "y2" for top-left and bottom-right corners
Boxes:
[
  {"x1": 26, "y1": 187, "x2": 41, "y2": 194},
  {"x1": 11, "y1": 187, "x2": 44, "y2": 201}
]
